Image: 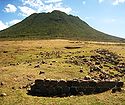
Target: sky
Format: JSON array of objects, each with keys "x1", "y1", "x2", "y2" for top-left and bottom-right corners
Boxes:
[{"x1": 0, "y1": 0, "x2": 125, "y2": 38}]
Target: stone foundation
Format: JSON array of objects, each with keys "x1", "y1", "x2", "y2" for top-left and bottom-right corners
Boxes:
[{"x1": 28, "y1": 79, "x2": 124, "y2": 97}]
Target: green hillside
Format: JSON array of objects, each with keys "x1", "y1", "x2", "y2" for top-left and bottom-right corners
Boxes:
[{"x1": 0, "y1": 10, "x2": 124, "y2": 42}]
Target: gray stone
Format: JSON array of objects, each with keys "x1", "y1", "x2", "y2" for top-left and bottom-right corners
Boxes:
[
  {"x1": 0, "y1": 93, "x2": 7, "y2": 97},
  {"x1": 79, "y1": 69, "x2": 83, "y2": 73},
  {"x1": 1, "y1": 82, "x2": 5, "y2": 86},
  {"x1": 34, "y1": 65, "x2": 40, "y2": 68},
  {"x1": 39, "y1": 71, "x2": 45, "y2": 75}
]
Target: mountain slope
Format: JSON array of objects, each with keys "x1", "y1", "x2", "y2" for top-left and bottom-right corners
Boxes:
[{"x1": 0, "y1": 10, "x2": 124, "y2": 42}]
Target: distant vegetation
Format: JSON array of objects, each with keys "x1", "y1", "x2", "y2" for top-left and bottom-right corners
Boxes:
[{"x1": 0, "y1": 10, "x2": 125, "y2": 42}]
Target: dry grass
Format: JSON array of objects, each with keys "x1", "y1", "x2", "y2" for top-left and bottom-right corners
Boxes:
[{"x1": 0, "y1": 39, "x2": 125, "y2": 105}]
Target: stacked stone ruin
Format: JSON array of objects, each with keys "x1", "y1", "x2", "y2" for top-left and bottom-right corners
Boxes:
[
  {"x1": 27, "y1": 49, "x2": 125, "y2": 97},
  {"x1": 65, "y1": 49, "x2": 125, "y2": 80},
  {"x1": 28, "y1": 79, "x2": 124, "y2": 97}
]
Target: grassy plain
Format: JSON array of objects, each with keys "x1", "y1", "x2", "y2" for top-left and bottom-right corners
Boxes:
[{"x1": 0, "y1": 39, "x2": 125, "y2": 105}]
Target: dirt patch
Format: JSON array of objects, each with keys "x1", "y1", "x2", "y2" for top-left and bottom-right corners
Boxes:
[{"x1": 64, "y1": 46, "x2": 82, "y2": 49}]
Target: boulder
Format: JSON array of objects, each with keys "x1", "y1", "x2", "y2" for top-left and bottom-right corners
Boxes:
[
  {"x1": 34, "y1": 65, "x2": 40, "y2": 68},
  {"x1": 79, "y1": 70, "x2": 83, "y2": 73},
  {"x1": 1, "y1": 82, "x2": 5, "y2": 86},
  {"x1": 0, "y1": 93, "x2": 7, "y2": 97},
  {"x1": 39, "y1": 71, "x2": 45, "y2": 75}
]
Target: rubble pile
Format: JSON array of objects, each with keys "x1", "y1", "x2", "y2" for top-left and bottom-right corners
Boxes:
[
  {"x1": 27, "y1": 79, "x2": 124, "y2": 97},
  {"x1": 66, "y1": 49, "x2": 125, "y2": 80}
]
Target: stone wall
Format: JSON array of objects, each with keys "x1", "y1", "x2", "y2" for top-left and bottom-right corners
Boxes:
[{"x1": 28, "y1": 79, "x2": 124, "y2": 97}]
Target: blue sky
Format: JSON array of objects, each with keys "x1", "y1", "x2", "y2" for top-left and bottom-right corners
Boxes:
[{"x1": 0, "y1": 0, "x2": 125, "y2": 38}]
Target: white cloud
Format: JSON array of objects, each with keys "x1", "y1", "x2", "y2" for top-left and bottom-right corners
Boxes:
[
  {"x1": 53, "y1": 7, "x2": 72, "y2": 14},
  {"x1": 112, "y1": 0, "x2": 125, "y2": 5},
  {"x1": 103, "y1": 18, "x2": 116, "y2": 24},
  {"x1": 6, "y1": 19, "x2": 22, "y2": 26},
  {"x1": 84, "y1": 16, "x2": 95, "y2": 20},
  {"x1": 22, "y1": 0, "x2": 44, "y2": 8},
  {"x1": 42, "y1": 2, "x2": 72, "y2": 13},
  {"x1": 98, "y1": 0, "x2": 104, "y2": 3},
  {"x1": 82, "y1": 1, "x2": 86, "y2": 5},
  {"x1": 0, "y1": 19, "x2": 22, "y2": 30},
  {"x1": 98, "y1": 0, "x2": 125, "y2": 5},
  {"x1": 4, "y1": 4, "x2": 17, "y2": 13},
  {"x1": 20, "y1": 0, "x2": 72, "y2": 16},
  {"x1": 18, "y1": 6, "x2": 36, "y2": 16},
  {"x1": 45, "y1": 0, "x2": 62, "y2": 3},
  {"x1": 0, "y1": 21, "x2": 8, "y2": 30}
]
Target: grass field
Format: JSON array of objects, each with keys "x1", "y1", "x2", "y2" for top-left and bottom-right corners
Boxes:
[{"x1": 0, "y1": 39, "x2": 125, "y2": 105}]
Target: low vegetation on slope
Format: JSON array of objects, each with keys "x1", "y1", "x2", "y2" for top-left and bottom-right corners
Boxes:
[{"x1": 0, "y1": 10, "x2": 125, "y2": 42}]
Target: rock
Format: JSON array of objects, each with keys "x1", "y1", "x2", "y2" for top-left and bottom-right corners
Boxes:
[
  {"x1": 117, "y1": 87, "x2": 122, "y2": 92},
  {"x1": 34, "y1": 65, "x2": 40, "y2": 68},
  {"x1": 99, "y1": 65, "x2": 103, "y2": 68},
  {"x1": 28, "y1": 78, "x2": 32, "y2": 81},
  {"x1": 41, "y1": 60, "x2": 46, "y2": 64},
  {"x1": 82, "y1": 58, "x2": 88, "y2": 62},
  {"x1": 10, "y1": 63, "x2": 16, "y2": 66},
  {"x1": 0, "y1": 93, "x2": 7, "y2": 97},
  {"x1": 79, "y1": 70, "x2": 83, "y2": 73},
  {"x1": 64, "y1": 46, "x2": 81, "y2": 49},
  {"x1": 84, "y1": 76, "x2": 91, "y2": 80},
  {"x1": 112, "y1": 86, "x2": 122, "y2": 93},
  {"x1": 12, "y1": 87, "x2": 15, "y2": 89},
  {"x1": 22, "y1": 85, "x2": 28, "y2": 89},
  {"x1": 1, "y1": 82, "x2": 5, "y2": 86},
  {"x1": 27, "y1": 79, "x2": 124, "y2": 97},
  {"x1": 52, "y1": 60, "x2": 57, "y2": 63},
  {"x1": 70, "y1": 86, "x2": 78, "y2": 95},
  {"x1": 39, "y1": 71, "x2": 45, "y2": 75},
  {"x1": 109, "y1": 66, "x2": 113, "y2": 69},
  {"x1": 28, "y1": 64, "x2": 32, "y2": 66},
  {"x1": 3, "y1": 51, "x2": 8, "y2": 53},
  {"x1": 90, "y1": 66, "x2": 101, "y2": 72},
  {"x1": 99, "y1": 74, "x2": 105, "y2": 80},
  {"x1": 103, "y1": 64, "x2": 110, "y2": 67},
  {"x1": 19, "y1": 86, "x2": 22, "y2": 89},
  {"x1": 95, "y1": 61, "x2": 100, "y2": 65}
]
